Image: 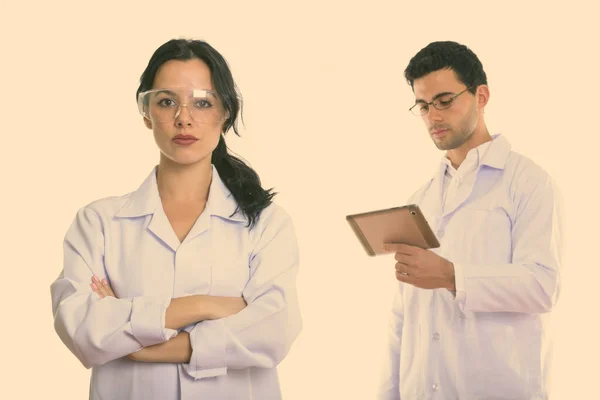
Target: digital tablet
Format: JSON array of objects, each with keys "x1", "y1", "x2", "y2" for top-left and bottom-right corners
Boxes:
[{"x1": 346, "y1": 204, "x2": 440, "y2": 256}]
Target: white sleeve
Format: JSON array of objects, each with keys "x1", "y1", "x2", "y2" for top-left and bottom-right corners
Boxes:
[
  {"x1": 454, "y1": 172, "x2": 563, "y2": 313},
  {"x1": 377, "y1": 283, "x2": 404, "y2": 400},
  {"x1": 182, "y1": 207, "x2": 303, "y2": 380},
  {"x1": 50, "y1": 207, "x2": 178, "y2": 369}
]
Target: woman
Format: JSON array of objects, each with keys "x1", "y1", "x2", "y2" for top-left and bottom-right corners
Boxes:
[{"x1": 50, "y1": 38, "x2": 303, "y2": 400}]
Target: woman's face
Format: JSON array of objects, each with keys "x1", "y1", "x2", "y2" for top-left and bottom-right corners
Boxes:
[{"x1": 143, "y1": 58, "x2": 228, "y2": 167}]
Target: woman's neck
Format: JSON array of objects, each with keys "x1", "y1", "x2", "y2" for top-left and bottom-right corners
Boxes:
[{"x1": 156, "y1": 156, "x2": 213, "y2": 204}]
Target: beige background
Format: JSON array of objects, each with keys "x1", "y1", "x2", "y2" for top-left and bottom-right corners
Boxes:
[{"x1": 1, "y1": 0, "x2": 597, "y2": 398}]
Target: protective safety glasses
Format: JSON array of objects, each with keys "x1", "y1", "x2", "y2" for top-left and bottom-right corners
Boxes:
[{"x1": 137, "y1": 87, "x2": 226, "y2": 124}]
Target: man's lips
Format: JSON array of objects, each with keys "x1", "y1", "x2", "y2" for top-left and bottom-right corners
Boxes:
[{"x1": 432, "y1": 129, "x2": 449, "y2": 137}]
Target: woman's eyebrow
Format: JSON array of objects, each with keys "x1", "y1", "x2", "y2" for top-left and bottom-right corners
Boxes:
[{"x1": 153, "y1": 89, "x2": 176, "y2": 96}]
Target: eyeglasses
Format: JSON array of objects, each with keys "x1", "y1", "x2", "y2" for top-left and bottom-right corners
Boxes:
[
  {"x1": 409, "y1": 86, "x2": 472, "y2": 116},
  {"x1": 137, "y1": 87, "x2": 227, "y2": 124}
]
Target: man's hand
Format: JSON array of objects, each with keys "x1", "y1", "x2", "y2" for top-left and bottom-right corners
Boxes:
[{"x1": 383, "y1": 243, "x2": 456, "y2": 290}]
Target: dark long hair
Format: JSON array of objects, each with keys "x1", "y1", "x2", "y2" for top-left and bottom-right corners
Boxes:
[{"x1": 136, "y1": 38, "x2": 276, "y2": 229}]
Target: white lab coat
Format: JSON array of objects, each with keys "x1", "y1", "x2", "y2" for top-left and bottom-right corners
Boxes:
[
  {"x1": 378, "y1": 134, "x2": 563, "y2": 399},
  {"x1": 51, "y1": 165, "x2": 303, "y2": 400}
]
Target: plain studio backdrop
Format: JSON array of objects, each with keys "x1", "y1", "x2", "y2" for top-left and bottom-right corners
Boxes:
[{"x1": 0, "y1": 1, "x2": 597, "y2": 398}]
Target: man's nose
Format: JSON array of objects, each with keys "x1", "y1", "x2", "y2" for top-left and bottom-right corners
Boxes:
[{"x1": 426, "y1": 106, "x2": 444, "y2": 123}]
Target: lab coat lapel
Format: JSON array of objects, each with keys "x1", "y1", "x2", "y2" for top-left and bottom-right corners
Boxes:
[
  {"x1": 419, "y1": 162, "x2": 446, "y2": 222},
  {"x1": 440, "y1": 172, "x2": 478, "y2": 218},
  {"x1": 440, "y1": 134, "x2": 511, "y2": 218},
  {"x1": 182, "y1": 165, "x2": 246, "y2": 244},
  {"x1": 147, "y1": 205, "x2": 181, "y2": 252}
]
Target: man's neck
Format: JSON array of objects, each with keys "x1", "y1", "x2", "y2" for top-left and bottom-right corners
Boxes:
[{"x1": 446, "y1": 131, "x2": 493, "y2": 169}]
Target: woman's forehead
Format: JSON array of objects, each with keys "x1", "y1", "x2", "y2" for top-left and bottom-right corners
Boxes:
[{"x1": 153, "y1": 59, "x2": 214, "y2": 90}]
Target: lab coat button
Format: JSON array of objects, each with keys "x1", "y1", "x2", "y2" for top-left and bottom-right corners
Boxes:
[
  {"x1": 432, "y1": 332, "x2": 440, "y2": 340},
  {"x1": 432, "y1": 383, "x2": 440, "y2": 392}
]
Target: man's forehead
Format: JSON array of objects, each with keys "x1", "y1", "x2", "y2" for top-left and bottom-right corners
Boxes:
[{"x1": 413, "y1": 69, "x2": 462, "y2": 100}]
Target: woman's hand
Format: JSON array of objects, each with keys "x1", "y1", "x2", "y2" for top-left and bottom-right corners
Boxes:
[
  {"x1": 208, "y1": 296, "x2": 248, "y2": 320},
  {"x1": 91, "y1": 275, "x2": 117, "y2": 298},
  {"x1": 89, "y1": 275, "x2": 244, "y2": 364},
  {"x1": 127, "y1": 332, "x2": 192, "y2": 363},
  {"x1": 90, "y1": 275, "x2": 247, "y2": 320}
]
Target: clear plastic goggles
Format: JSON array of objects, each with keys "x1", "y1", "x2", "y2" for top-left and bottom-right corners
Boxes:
[{"x1": 137, "y1": 87, "x2": 226, "y2": 124}]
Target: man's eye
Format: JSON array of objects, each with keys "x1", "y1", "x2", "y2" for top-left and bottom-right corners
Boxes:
[{"x1": 436, "y1": 96, "x2": 454, "y2": 106}]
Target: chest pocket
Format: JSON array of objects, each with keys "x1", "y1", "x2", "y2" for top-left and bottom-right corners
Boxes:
[
  {"x1": 171, "y1": 218, "x2": 251, "y2": 298},
  {"x1": 443, "y1": 205, "x2": 513, "y2": 265},
  {"x1": 206, "y1": 219, "x2": 251, "y2": 297},
  {"x1": 208, "y1": 245, "x2": 250, "y2": 297}
]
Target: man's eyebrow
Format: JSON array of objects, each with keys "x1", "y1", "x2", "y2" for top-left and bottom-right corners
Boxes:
[{"x1": 415, "y1": 91, "x2": 455, "y2": 103}]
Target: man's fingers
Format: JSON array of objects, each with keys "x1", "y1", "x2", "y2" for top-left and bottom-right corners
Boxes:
[
  {"x1": 395, "y1": 262, "x2": 409, "y2": 274},
  {"x1": 395, "y1": 262, "x2": 418, "y2": 279},
  {"x1": 395, "y1": 271, "x2": 417, "y2": 283},
  {"x1": 395, "y1": 252, "x2": 416, "y2": 264},
  {"x1": 383, "y1": 243, "x2": 419, "y2": 254}
]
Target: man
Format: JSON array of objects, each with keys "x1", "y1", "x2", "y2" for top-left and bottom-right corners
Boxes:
[{"x1": 377, "y1": 41, "x2": 563, "y2": 399}]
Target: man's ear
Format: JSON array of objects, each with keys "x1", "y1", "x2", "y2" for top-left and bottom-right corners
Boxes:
[{"x1": 476, "y1": 84, "x2": 490, "y2": 110}]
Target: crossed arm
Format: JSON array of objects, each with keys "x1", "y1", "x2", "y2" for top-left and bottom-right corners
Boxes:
[
  {"x1": 90, "y1": 275, "x2": 245, "y2": 363},
  {"x1": 52, "y1": 206, "x2": 302, "y2": 375}
]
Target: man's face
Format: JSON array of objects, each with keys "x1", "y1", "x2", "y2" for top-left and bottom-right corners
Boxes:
[{"x1": 412, "y1": 68, "x2": 479, "y2": 151}]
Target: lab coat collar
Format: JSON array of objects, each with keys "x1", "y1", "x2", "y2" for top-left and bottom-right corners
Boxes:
[
  {"x1": 115, "y1": 164, "x2": 247, "y2": 223},
  {"x1": 427, "y1": 134, "x2": 512, "y2": 219},
  {"x1": 439, "y1": 134, "x2": 510, "y2": 172},
  {"x1": 479, "y1": 133, "x2": 511, "y2": 170}
]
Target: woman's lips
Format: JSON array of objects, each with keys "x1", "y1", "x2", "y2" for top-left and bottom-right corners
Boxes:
[{"x1": 172, "y1": 135, "x2": 198, "y2": 145}]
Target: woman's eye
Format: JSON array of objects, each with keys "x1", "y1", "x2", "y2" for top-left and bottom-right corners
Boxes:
[
  {"x1": 194, "y1": 99, "x2": 212, "y2": 108},
  {"x1": 158, "y1": 98, "x2": 176, "y2": 107}
]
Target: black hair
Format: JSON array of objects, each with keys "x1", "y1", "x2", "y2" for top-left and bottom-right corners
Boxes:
[
  {"x1": 136, "y1": 38, "x2": 276, "y2": 229},
  {"x1": 404, "y1": 41, "x2": 487, "y2": 94}
]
